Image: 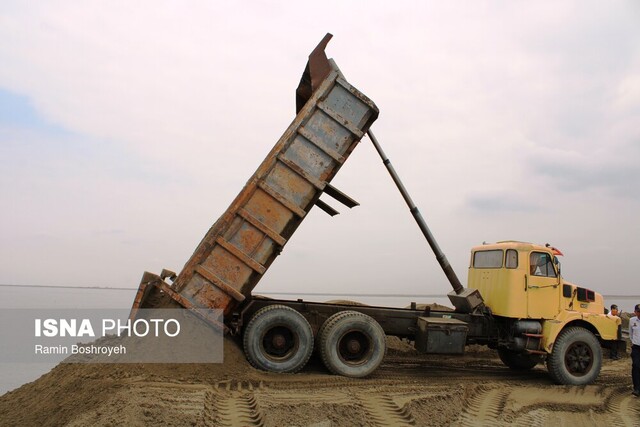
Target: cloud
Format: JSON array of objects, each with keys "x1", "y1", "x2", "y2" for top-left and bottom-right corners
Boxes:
[
  {"x1": 466, "y1": 193, "x2": 539, "y2": 214},
  {"x1": 532, "y1": 147, "x2": 640, "y2": 199},
  {"x1": 519, "y1": 124, "x2": 640, "y2": 200},
  {"x1": 0, "y1": 1, "x2": 639, "y2": 297}
]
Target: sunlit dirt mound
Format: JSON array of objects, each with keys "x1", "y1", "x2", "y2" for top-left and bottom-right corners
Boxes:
[{"x1": 0, "y1": 336, "x2": 255, "y2": 427}]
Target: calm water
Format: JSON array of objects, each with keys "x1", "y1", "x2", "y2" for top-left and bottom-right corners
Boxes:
[
  {"x1": 0, "y1": 286, "x2": 137, "y2": 395},
  {"x1": 1, "y1": 285, "x2": 638, "y2": 395}
]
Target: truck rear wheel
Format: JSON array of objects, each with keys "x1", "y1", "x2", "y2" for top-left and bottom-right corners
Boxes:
[
  {"x1": 546, "y1": 326, "x2": 602, "y2": 385},
  {"x1": 318, "y1": 310, "x2": 386, "y2": 378},
  {"x1": 498, "y1": 349, "x2": 541, "y2": 371},
  {"x1": 243, "y1": 305, "x2": 313, "y2": 373}
]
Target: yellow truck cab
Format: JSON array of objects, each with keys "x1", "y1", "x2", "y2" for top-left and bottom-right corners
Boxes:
[{"x1": 467, "y1": 241, "x2": 622, "y2": 385}]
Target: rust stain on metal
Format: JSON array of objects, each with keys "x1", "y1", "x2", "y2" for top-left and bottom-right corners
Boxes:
[{"x1": 296, "y1": 33, "x2": 333, "y2": 113}]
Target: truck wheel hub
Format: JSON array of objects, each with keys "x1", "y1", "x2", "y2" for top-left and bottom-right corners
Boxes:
[
  {"x1": 272, "y1": 334, "x2": 286, "y2": 349},
  {"x1": 347, "y1": 339, "x2": 361, "y2": 354}
]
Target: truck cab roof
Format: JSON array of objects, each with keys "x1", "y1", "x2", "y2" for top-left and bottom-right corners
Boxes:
[{"x1": 472, "y1": 241, "x2": 559, "y2": 254}]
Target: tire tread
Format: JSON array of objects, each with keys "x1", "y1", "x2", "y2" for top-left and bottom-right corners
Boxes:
[
  {"x1": 547, "y1": 326, "x2": 602, "y2": 385},
  {"x1": 243, "y1": 304, "x2": 313, "y2": 373}
]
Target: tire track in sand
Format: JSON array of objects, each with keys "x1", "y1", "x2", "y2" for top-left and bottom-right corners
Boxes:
[
  {"x1": 604, "y1": 387, "x2": 640, "y2": 427},
  {"x1": 453, "y1": 386, "x2": 509, "y2": 426},
  {"x1": 208, "y1": 392, "x2": 265, "y2": 427},
  {"x1": 213, "y1": 380, "x2": 266, "y2": 392},
  {"x1": 358, "y1": 394, "x2": 416, "y2": 426}
]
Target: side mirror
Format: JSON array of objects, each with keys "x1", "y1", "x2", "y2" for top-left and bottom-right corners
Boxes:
[{"x1": 553, "y1": 256, "x2": 561, "y2": 275}]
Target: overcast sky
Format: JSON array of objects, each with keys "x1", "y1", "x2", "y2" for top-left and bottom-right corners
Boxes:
[{"x1": 1, "y1": 1, "x2": 639, "y2": 300}]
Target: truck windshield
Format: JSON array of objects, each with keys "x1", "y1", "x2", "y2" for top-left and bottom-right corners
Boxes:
[{"x1": 529, "y1": 252, "x2": 557, "y2": 277}]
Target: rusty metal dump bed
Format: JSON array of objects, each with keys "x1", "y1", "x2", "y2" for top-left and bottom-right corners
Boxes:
[{"x1": 131, "y1": 44, "x2": 378, "y2": 321}]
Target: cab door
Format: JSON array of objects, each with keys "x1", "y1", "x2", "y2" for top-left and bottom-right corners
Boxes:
[{"x1": 527, "y1": 251, "x2": 561, "y2": 319}]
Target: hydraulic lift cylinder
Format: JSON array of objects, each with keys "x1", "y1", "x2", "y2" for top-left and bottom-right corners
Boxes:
[{"x1": 367, "y1": 130, "x2": 465, "y2": 295}]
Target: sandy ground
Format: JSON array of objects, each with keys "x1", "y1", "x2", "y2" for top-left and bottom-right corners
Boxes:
[{"x1": 1, "y1": 330, "x2": 638, "y2": 427}]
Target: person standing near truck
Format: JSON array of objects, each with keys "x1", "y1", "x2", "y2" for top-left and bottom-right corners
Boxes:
[
  {"x1": 607, "y1": 304, "x2": 621, "y2": 359},
  {"x1": 631, "y1": 304, "x2": 640, "y2": 396}
]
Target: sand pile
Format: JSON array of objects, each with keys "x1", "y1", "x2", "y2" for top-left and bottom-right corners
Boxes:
[
  {"x1": 0, "y1": 333, "x2": 414, "y2": 426},
  {"x1": 0, "y1": 335, "x2": 258, "y2": 427}
]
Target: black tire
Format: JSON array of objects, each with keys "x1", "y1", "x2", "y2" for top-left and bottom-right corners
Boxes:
[
  {"x1": 318, "y1": 310, "x2": 386, "y2": 378},
  {"x1": 546, "y1": 327, "x2": 602, "y2": 385},
  {"x1": 498, "y1": 348, "x2": 541, "y2": 371},
  {"x1": 243, "y1": 305, "x2": 313, "y2": 373}
]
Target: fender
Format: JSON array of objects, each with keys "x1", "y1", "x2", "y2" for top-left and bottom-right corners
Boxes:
[{"x1": 540, "y1": 310, "x2": 620, "y2": 353}]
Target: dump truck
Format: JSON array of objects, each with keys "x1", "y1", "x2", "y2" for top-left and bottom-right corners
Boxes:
[{"x1": 131, "y1": 34, "x2": 624, "y2": 385}]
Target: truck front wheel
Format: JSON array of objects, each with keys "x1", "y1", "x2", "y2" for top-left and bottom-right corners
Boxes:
[
  {"x1": 318, "y1": 310, "x2": 386, "y2": 378},
  {"x1": 547, "y1": 327, "x2": 602, "y2": 385},
  {"x1": 498, "y1": 349, "x2": 541, "y2": 371},
  {"x1": 243, "y1": 305, "x2": 314, "y2": 373}
]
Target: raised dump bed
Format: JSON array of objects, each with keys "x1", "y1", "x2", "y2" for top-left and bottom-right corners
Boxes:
[{"x1": 131, "y1": 35, "x2": 378, "y2": 322}]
